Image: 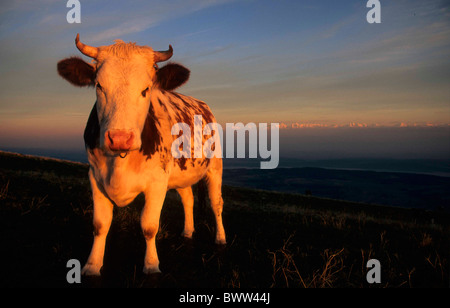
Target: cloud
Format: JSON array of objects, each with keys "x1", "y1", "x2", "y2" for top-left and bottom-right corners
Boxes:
[
  {"x1": 86, "y1": 19, "x2": 158, "y2": 43},
  {"x1": 349, "y1": 122, "x2": 368, "y2": 128},
  {"x1": 275, "y1": 121, "x2": 450, "y2": 129},
  {"x1": 82, "y1": 0, "x2": 238, "y2": 43},
  {"x1": 319, "y1": 13, "x2": 359, "y2": 40}
]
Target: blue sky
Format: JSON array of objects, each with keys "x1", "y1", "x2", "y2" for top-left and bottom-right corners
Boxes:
[{"x1": 0, "y1": 0, "x2": 449, "y2": 158}]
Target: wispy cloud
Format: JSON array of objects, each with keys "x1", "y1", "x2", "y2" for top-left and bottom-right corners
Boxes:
[
  {"x1": 86, "y1": 19, "x2": 158, "y2": 43},
  {"x1": 83, "y1": 0, "x2": 238, "y2": 43},
  {"x1": 278, "y1": 121, "x2": 450, "y2": 129}
]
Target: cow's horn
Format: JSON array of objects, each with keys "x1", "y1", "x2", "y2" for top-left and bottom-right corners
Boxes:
[
  {"x1": 154, "y1": 45, "x2": 173, "y2": 63},
  {"x1": 75, "y1": 33, "x2": 99, "y2": 59}
]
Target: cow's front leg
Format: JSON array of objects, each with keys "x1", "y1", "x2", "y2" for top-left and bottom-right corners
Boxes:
[
  {"x1": 82, "y1": 169, "x2": 113, "y2": 276},
  {"x1": 141, "y1": 179, "x2": 168, "y2": 274}
]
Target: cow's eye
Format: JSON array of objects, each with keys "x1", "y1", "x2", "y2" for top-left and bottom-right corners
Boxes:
[
  {"x1": 96, "y1": 82, "x2": 103, "y2": 91},
  {"x1": 141, "y1": 87, "x2": 149, "y2": 98}
]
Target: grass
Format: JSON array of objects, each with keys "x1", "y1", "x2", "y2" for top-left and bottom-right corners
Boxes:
[{"x1": 0, "y1": 150, "x2": 449, "y2": 288}]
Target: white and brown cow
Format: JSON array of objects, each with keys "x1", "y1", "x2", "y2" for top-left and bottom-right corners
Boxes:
[{"x1": 57, "y1": 34, "x2": 226, "y2": 275}]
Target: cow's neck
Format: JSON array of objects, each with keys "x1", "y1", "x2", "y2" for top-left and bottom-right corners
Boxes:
[{"x1": 140, "y1": 89, "x2": 173, "y2": 156}]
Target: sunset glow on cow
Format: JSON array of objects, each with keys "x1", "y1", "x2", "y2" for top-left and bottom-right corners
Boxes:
[{"x1": 57, "y1": 34, "x2": 226, "y2": 275}]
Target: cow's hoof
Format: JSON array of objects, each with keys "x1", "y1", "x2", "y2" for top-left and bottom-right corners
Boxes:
[
  {"x1": 82, "y1": 275, "x2": 102, "y2": 288},
  {"x1": 143, "y1": 265, "x2": 161, "y2": 275},
  {"x1": 141, "y1": 272, "x2": 162, "y2": 288},
  {"x1": 215, "y1": 238, "x2": 226, "y2": 246},
  {"x1": 181, "y1": 230, "x2": 194, "y2": 239},
  {"x1": 81, "y1": 263, "x2": 102, "y2": 276}
]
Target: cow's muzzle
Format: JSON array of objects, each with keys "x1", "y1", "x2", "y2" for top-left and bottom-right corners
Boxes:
[{"x1": 105, "y1": 130, "x2": 135, "y2": 153}]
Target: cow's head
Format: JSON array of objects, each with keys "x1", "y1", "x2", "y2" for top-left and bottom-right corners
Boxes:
[{"x1": 57, "y1": 34, "x2": 190, "y2": 155}]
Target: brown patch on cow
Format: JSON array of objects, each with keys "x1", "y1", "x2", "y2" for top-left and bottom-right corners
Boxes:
[
  {"x1": 138, "y1": 91, "x2": 219, "y2": 172},
  {"x1": 164, "y1": 92, "x2": 218, "y2": 171},
  {"x1": 158, "y1": 98, "x2": 173, "y2": 124},
  {"x1": 197, "y1": 102, "x2": 214, "y2": 125},
  {"x1": 84, "y1": 103, "x2": 100, "y2": 149},
  {"x1": 169, "y1": 92, "x2": 183, "y2": 101},
  {"x1": 141, "y1": 103, "x2": 162, "y2": 159},
  {"x1": 158, "y1": 98, "x2": 168, "y2": 113},
  {"x1": 177, "y1": 157, "x2": 187, "y2": 171},
  {"x1": 159, "y1": 148, "x2": 171, "y2": 172},
  {"x1": 57, "y1": 57, "x2": 96, "y2": 87},
  {"x1": 170, "y1": 97, "x2": 192, "y2": 126},
  {"x1": 201, "y1": 158, "x2": 210, "y2": 167}
]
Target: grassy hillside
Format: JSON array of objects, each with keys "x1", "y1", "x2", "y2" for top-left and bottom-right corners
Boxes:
[{"x1": 0, "y1": 150, "x2": 449, "y2": 287}]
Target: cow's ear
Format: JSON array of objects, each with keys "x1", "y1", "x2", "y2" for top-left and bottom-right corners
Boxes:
[
  {"x1": 57, "y1": 57, "x2": 96, "y2": 87},
  {"x1": 155, "y1": 63, "x2": 190, "y2": 91}
]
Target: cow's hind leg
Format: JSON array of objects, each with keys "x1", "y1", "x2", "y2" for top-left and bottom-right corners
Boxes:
[
  {"x1": 204, "y1": 159, "x2": 226, "y2": 245},
  {"x1": 176, "y1": 186, "x2": 194, "y2": 239}
]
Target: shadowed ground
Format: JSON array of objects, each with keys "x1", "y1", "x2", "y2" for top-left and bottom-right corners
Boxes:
[{"x1": 0, "y1": 151, "x2": 449, "y2": 287}]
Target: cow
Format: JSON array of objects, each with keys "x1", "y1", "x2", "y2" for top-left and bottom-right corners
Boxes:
[{"x1": 57, "y1": 34, "x2": 226, "y2": 276}]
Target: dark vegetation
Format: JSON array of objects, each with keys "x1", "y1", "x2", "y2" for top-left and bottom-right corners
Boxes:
[{"x1": 0, "y1": 150, "x2": 449, "y2": 287}]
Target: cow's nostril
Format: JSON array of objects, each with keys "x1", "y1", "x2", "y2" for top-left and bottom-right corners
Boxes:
[
  {"x1": 107, "y1": 131, "x2": 114, "y2": 145},
  {"x1": 126, "y1": 132, "x2": 134, "y2": 146}
]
